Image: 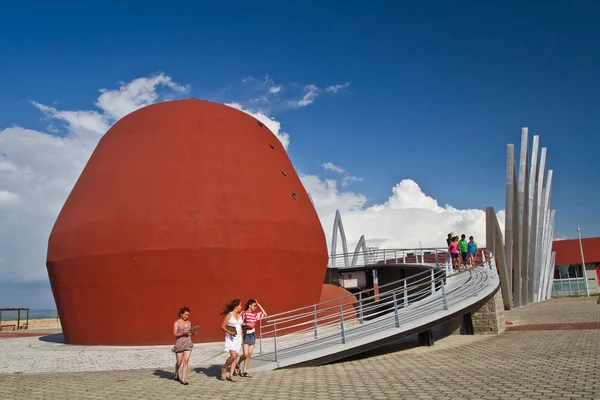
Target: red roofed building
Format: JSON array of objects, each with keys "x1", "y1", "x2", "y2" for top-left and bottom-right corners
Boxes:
[{"x1": 551, "y1": 237, "x2": 600, "y2": 295}]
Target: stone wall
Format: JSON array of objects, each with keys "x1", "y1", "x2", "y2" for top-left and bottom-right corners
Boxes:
[{"x1": 471, "y1": 289, "x2": 506, "y2": 334}]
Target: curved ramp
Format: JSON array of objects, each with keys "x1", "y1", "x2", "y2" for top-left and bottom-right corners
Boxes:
[{"x1": 249, "y1": 251, "x2": 500, "y2": 372}]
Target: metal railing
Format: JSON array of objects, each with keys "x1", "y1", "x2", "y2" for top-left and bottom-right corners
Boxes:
[
  {"x1": 255, "y1": 249, "x2": 498, "y2": 365},
  {"x1": 328, "y1": 247, "x2": 451, "y2": 269}
]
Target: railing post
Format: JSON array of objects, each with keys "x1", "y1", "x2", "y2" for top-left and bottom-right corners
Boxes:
[
  {"x1": 259, "y1": 319, "x2": 262, "y2": 354},
  {"x1": 394, "y1": 250, "x2": 398, "y2": 263},
  {"x1": 403, "y1": 279, "x2": 408, "y2": 307},
  {"x1": 470, "y1": 270, "x2": 478, "y2": 297},
  {"x1": 313, "y1": 305, "x2": 318, "y2": 339},
  {"x1": 358, "y1": 292, "x2": 364, "y2": 324},
  {"x1": 383, "y1": 249, "x2": 387, "y2": 264},
  {"x1": 339, "y1": 305, "x2": 346, "y2": 344},
  {"x1": 431, "y1": 270, "x2": 435, "y2": 294},
  {"x1": 273, "y1": 321, "x2": 279, "y2": 362},
  {"x1": 435, "y1": 251, "x2": 439, "y2": 268},
  {"x1": 393, "y1": 292, "x2": 400, "y2": 327},
  {"x1": 441, "y1": 278, "x2": 448, "y2": 310}
]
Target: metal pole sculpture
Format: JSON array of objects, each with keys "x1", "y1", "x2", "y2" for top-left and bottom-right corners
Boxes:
[
  {"x1": 486, "y1": 207, "x2": 512, "y2": 309},
  {"x1": 532, "y1": 148, "x2": 546, "y2": 302},
  {"x1": 577, "y1": 227, "x2": 590, "y2": 297},
  {"x1": 516, "y1": 128, "x2": 528, "y2": 307},
  {"x1": 505, "y1": 144, "x2": 515, "y2": 304},
  {"x1": 490, "y1": 127, "x2": 556, "y2": 309},
  {"x1": 525, "y1": 135, "x2": 539, "y2": 305}
]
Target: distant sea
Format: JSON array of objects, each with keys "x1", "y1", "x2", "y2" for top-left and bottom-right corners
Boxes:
[{"x1": 0, "y1": 309, "x2": 59, "y2": 320}]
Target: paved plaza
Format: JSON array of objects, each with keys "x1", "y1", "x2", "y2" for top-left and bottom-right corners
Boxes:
[{"x1": 1, "y1": 297, "x2": 598, "y2": 399}]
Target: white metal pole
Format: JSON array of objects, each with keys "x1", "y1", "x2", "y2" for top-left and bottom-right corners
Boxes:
[{"x1": 577, "y1": 227, "x2": 590, "y2": 297}]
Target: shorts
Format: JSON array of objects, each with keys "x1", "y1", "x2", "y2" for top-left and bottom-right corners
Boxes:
[
  {"x1": 243, "y1": 332, "x2": 256, "y2": 346},
  {"x1": 468, "y1": 251, "x2": 476, "y2": 259},
  {"x1": 451, "y1": 252, "x2": 459, "y2": 259},
  {"x1": 461, "y1": 252, "x2": 468, "y2": 261}
]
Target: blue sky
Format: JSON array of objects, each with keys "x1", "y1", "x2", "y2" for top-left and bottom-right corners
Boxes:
[{"x1": 1, "y1": 1, "x2": 599, "y2": 307}]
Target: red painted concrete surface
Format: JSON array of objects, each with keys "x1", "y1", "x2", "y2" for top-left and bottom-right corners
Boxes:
[
  {"x1": 317, "y1": 284, "x2": 357, "y2": 320},
  {"x1": 506, "y1": 322, "x2": 600, "y2": 331},
  {"x1": 552, "y1": 237, "x2": 600, "y2": 265},
  {"x1": 46, "y1": 99, "x2": 328, "y2": 346},
  {"x1": 263, "y1": 284, "x2": 358, "y2": 337}
]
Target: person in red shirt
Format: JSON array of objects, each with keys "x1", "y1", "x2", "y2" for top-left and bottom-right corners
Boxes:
[{"x1": 235, "y1": 299, "x2": 267, "y2": 377}]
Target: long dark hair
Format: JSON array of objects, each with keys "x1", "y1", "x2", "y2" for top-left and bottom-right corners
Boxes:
[
  {"x1": 221, "y1": 299, "x2": 241, "y2": 315},
  {"x1": 244, "y1": 299, "x2": 256, "y2": 312}
]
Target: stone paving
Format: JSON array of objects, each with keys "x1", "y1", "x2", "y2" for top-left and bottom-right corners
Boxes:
[{"x1": 0, "y1": 297, "x2": 598, "y2": 399}]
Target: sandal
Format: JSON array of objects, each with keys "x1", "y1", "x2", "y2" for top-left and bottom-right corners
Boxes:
[
  {"x1": 180, "y1": 380, "x2": 189, "y2": 385},
  {"x1": 234, "y1": 367, "x2": 240, "y2": 376},
  {"x1": 226, "y1": 376, "x2": 237, "y2": 383},
  {"x1": 220, "y1": 368, "x2": 227, "y2": 380},
  {"x1": 241, "y1": 372, "x2": 252, "y2": 378}
]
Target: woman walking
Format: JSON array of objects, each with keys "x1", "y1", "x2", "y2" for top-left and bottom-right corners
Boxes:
[
  {"x1": 468, "y1": 236, "x2": 479, "y2": 266},
  {"x1": 172, "y1": 307, "x2": 197, "y2": 385},
  {"x1": 220, "y1": 299, "x2": 244, "y2": 382},
  {"x1": 449, "y1": 236, "x2": 460, "y2": 272},
  {"x1": 236, "y1": 299, "x2": 267, "y2": 377}
]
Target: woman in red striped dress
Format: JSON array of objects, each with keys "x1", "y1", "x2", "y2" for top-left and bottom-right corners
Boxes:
[{"x1": 236, "y1": 299, "x2": 267, "y2": 377}]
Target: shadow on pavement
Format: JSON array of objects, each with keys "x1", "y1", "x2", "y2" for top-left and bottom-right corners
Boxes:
[
  {"x1": 331, "y1": 324, "x2": 458, "y2": 364},
  {"x1": 38, "y1": 333, "x2": 65, "y2": 343},
  {"x1": 153, "y1": 369, "x2": 177, "y2": 381},
  {"x1": 193, "y1": 364, "x2": 223, "y2": 380}
]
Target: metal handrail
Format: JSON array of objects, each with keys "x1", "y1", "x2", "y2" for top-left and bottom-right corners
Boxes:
[
  {"x1": 258, "y1": 272, "x2": 447, "y2": 337},
  {"x1": 262, "y1": 268, "x2": 448, "y2": 326},
  {"x1": 263, "y1": 269, "x2": 446, "y2": 327},
  {"x1": 328, "y1": 247, "x2": 450, "y2": 268},
  {"x1": 256, "y1": 250, "x2": 498, "y2": 363},
  {"x1": 258, "y1": 282, "x2": 444, "y2": 339},
  {"x1": 261, "y1": 248, "x2": 453, "y2": 323}
]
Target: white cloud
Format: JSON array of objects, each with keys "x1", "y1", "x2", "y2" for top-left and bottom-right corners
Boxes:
[
  {"x1": 0, "y1": 190, "x2": 19, "y2": 206},
  {"x1": 321, "y1": 162, "x2": 346, "y2": 174},
  {"x1": 225, "y1": 102, "x2": 290, "y2": 150},
  {"x1": 0, "y1": 74, "x2": 190, "y2": 291},
  {"x1": 325, "y1": 82, "x2": 351, "y2": 93},
  {"x1": 321, "y1": 162, "x2": 363, "y2": 187},
  {"x1": 95, "y1": 74, "x2": 190, "y2": 120},
  {"x1": 0, "y1": 73, "x2": 498, "y2": 309},
  {"x1": 235, "y1": 76, "x2": 351, "y2": 112},
  {"x1": 341, "y1": 175, "x2": 364, "y2": 187},
  {"x1": 288, "y1": 84, "x2": 319, "y2": 108},
  {"x1": 302, "y1": 176, "x2": 503, "y2": 252}
]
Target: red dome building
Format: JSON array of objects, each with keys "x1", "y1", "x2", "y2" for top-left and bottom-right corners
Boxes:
[{"x1": 46, "y1": 99, "x2": 329, "y2": 345}]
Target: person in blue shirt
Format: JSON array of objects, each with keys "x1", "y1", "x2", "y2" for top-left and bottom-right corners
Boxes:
[{"x1": 467, "y1": 236, "x2": 478, "y2": 266}]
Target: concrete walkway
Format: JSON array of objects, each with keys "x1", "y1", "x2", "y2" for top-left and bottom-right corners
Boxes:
[{"x1": 0, "y1": 297, "x2": 598, "y2": 399}]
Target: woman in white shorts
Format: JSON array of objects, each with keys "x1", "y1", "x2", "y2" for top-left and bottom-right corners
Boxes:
[{"x1": 220, "y1": 298, "x2": 244, "y2": 382}]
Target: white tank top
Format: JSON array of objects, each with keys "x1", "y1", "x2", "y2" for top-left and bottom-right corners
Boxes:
[{"x1": 227, "y1": 313, "x2": 242, "y2": 335}]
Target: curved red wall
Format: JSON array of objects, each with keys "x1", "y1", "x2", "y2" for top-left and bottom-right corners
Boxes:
[
  {"x1": 46, "y1": 99, "x2": 328, "y2": 345},
  {"x1": 317, "y1": 284, "x2": 357, "y2": 321}
]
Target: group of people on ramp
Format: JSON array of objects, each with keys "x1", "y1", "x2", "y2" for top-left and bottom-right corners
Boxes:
[
  {"x1": 446, "y1": 231, "x2": 479, "y2": 272},
  {"x1": 170, "y1": 299, "x2": 267, "y2": 385}
]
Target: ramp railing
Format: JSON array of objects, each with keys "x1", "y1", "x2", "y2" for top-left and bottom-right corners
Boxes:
[
  {"x1": 328, "y1": 247, "x2": 451, "y2": 269},
  {"x1": 256, "y1": 250, "x2": 497, "y2": 365}
]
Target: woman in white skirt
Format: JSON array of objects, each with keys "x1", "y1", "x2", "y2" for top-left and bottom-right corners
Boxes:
[{"x1": 220, "y1": 298, "x2": 244, "y2": 382}]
